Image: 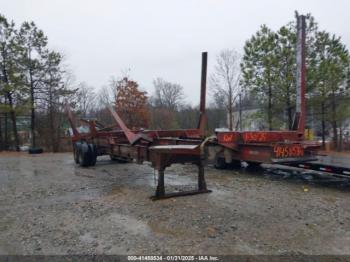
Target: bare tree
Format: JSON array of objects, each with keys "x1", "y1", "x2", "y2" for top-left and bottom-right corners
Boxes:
[
  {"x1": 210, "y1": 49, "x2": 241, "y2": 130},
  {"x1": 152, "y1": 78, "x2": 184, "y2": 111},
  {"x1": 96, "y1": 85, "x2": 113, "y2": 107},
  {"x1": 76, "y1": 82, "x2": 95, "y2": 118},
  {"x1": 92, "y1": 85, "x2": 115, "y2": 126}
]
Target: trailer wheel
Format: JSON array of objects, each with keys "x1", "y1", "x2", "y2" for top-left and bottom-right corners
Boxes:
[
  {"x1": 214, "y1": 157, "x2": 227, "y2": 169},
  {"x1": 78, "y1": 142, "x2": 90, "y2": 167},
  {"x1": 88, "y1": 144, "x2": 97, "y2": 166},
  {"x1": 73, "y1": 142, "x2": 81, "y2": 164}
]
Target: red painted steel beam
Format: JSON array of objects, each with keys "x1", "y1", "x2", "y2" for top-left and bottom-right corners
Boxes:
[
  {"x1": 64, "y1": 104, "x2": 80, "y2": 137},
  {"x1": 296, "y1": 14, "x2": 306, "y2": 134},
  {"x1": 108, "y1": 106, "x2": 138, "y2": 144},
  {"x1": 198, "y1": 52, "x2": 208, "y2": 136}
]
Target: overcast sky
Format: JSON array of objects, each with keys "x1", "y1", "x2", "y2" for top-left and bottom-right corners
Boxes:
[{"x1": 1, "y1": 0, "x2": 349, "y2": 105}]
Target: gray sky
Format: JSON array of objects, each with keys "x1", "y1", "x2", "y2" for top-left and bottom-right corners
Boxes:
[{"x1": 1, "y1": 0, "x2": 349, "y2": 105}]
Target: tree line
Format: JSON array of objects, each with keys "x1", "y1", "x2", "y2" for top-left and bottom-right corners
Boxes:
[
  {"x1": 1, "y1": 12, "x2": 350, "y2": 152},
  {"x1": 0, "y1": 13, "x2": 227, "y2": 152},
  {"x1": 76, "y1": 77, "x2": 227, "y2": 134},
  {"x1": 0, "y1": 14, "x2": 75, "y2": 152}
]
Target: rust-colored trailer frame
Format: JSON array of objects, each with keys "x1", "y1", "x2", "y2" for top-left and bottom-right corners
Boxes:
[
  {"x1": 66, "y1": 15, "x2": 321, "y2": 200},
  {"x1": 66, "y1": 52, "x2": 211, "y2": 200}
]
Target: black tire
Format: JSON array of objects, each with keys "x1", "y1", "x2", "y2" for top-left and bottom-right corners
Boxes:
[
  {"x1": 89, "y1": 156, "x2": 97, "y2": 166},
  {"x1": 88, "y1": 144, "x2": 97, "y2": 166},
  {"x1": 73, "y1": 142, "x2": 81, "y2": 164},
  {"x1": 28, "y1": 147, "x2": 43, "y2": 154},
  {"x1": 78, "y1": 142, "x2": 90, "y2": 167},
  {"x1": 214, "y1": 157, "x2": 227, "y2": 169}
]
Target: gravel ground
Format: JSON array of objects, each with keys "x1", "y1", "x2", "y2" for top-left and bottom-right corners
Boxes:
[{"x1": 0, "y1": 152, "x2": 350, "y2": 255}]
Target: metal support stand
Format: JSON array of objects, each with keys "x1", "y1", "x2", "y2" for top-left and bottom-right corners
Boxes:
[
  {"x1": 155, "y1": 169, "x2": 165, "y2": 197},
  {"x1": 151, "y1": 162, "x2": 211, "y2": 201},
  {"x1": 198, "y1": 162, "x2": 207, "y2": 191}
]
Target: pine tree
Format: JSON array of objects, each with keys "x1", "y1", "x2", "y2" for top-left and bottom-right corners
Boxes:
[
  {"x1": 241, "y1": 25, "x2": 279, "y2": 130},
  {"x1": 16, "y1": 21, "x2": 48, "y2": 148},
  {"x1": 0, "y1": 14, "x2": 21, "y2": 151}
]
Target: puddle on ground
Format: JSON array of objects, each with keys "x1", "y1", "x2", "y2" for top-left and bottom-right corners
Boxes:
[
  {"x1": 322, "y1": 196, "x2": 337, "y2": 203},
  {"x1": 147, "y1": 221, "x2": 189, "y2": 238},
  {"x1": 79, "y1": 232, "x2": 96, "y2": 244},
  {"x1": 50, "y1": 188, "x2": 104, "y2": 202},
  {"x1": 108, "y1": 213, "x2": 150, "y2": 236},
  {"x1": 136, "y1": 171, "x2": 197, "y2": 188},
  {"x1": 107, "y1": 186, "x2": 130, "y2": 196}
]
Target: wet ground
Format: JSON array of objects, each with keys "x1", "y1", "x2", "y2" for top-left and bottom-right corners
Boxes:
[{"x1": 0, "y1": 152, "x2": 350, "y2": 255}]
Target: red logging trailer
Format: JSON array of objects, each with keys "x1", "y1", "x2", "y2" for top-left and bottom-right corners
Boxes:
[
  {"x1": 208, "y1": 15, "x2": 320, "y2": 168},
  {"x1": 66, "y1": 52, "x2": 211, "y2": 200}
]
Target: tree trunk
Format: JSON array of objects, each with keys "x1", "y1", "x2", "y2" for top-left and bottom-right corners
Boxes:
[
  {"x1": 4, "y1": 110, "x2": 8, "y2": 150},
  {"x1": 228, "y1": 85, "x2": 233, "y2": 131},
  {"x1": 0, "y1": 116, "x2": 3, "y2": 151},
  {"x1": 332, "y1": 120, "x2": 338, "y2": 151},
  {"x1": 228, "y1": 81, "x2": 234, "y2": 131},
  {"x1": 55, "y1": 111, "x2": 63, "y2": 152},
  {"x1": 2, "y1": 46, "x2": 20, "y2": 151},
  {"x1": 48, "y1": 98, "x2": 58, "y2": 152},
  {"x1": 321, "y1": 102, "x2": 326, "y2": 149},
  {"x1": 268, "y1": 84, "x2": 272, "y2": 130},
  {"x1": 29, "y1": 69, "x2": 36, "y2": 148},
  {"x1": 6, "y1": 92, "x2": 20, "y2": 151},
  {"x1": 228, "y1": 107, "x2": 233, "y2": 131},
  {"x1": 48, "y1": 86, "x2": 54, "y2": 152},
  {"x1": 287, "y1": 106, "x2": 293, "y2": 130},
  {"x1": 49, "y1": 111, "x2": 54, "y2": 151}
]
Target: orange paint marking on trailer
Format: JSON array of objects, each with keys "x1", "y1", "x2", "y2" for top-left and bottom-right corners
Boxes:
[
  {"x1": 243, "y1": 132, "x2": 268, "y2": 143},
  {"x1": 223, "y1": 134, "x2": 234, "y2": 142},
  {"x1": 273, "y1": 145, "x2": 304, "y2": 158}
]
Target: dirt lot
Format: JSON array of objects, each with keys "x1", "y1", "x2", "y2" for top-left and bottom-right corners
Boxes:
[{"x1": 0, "y1": 152, "x2": 350, "y2": 255}]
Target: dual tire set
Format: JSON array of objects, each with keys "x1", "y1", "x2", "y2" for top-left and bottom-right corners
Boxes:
[{"x1": 73, "y1": 141, "x2": 97, "y2": 167}]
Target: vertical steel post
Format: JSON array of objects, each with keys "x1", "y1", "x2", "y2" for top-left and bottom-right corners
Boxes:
[
  {"x1": 239, "y1": 91, "x2": 242, "y2": 131},
  {"x1": 296, "y1": 15, "x2": 306, "y2": 134},
  {"x1": 156, "y1": 169, "x2": 165, "y2": 197},
  {"x1": 198, "y1": 162, "x2": 207, "y2": 191},
  {"x1": 198, "y1": 52, "x2": 208, "y2": 135}
]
